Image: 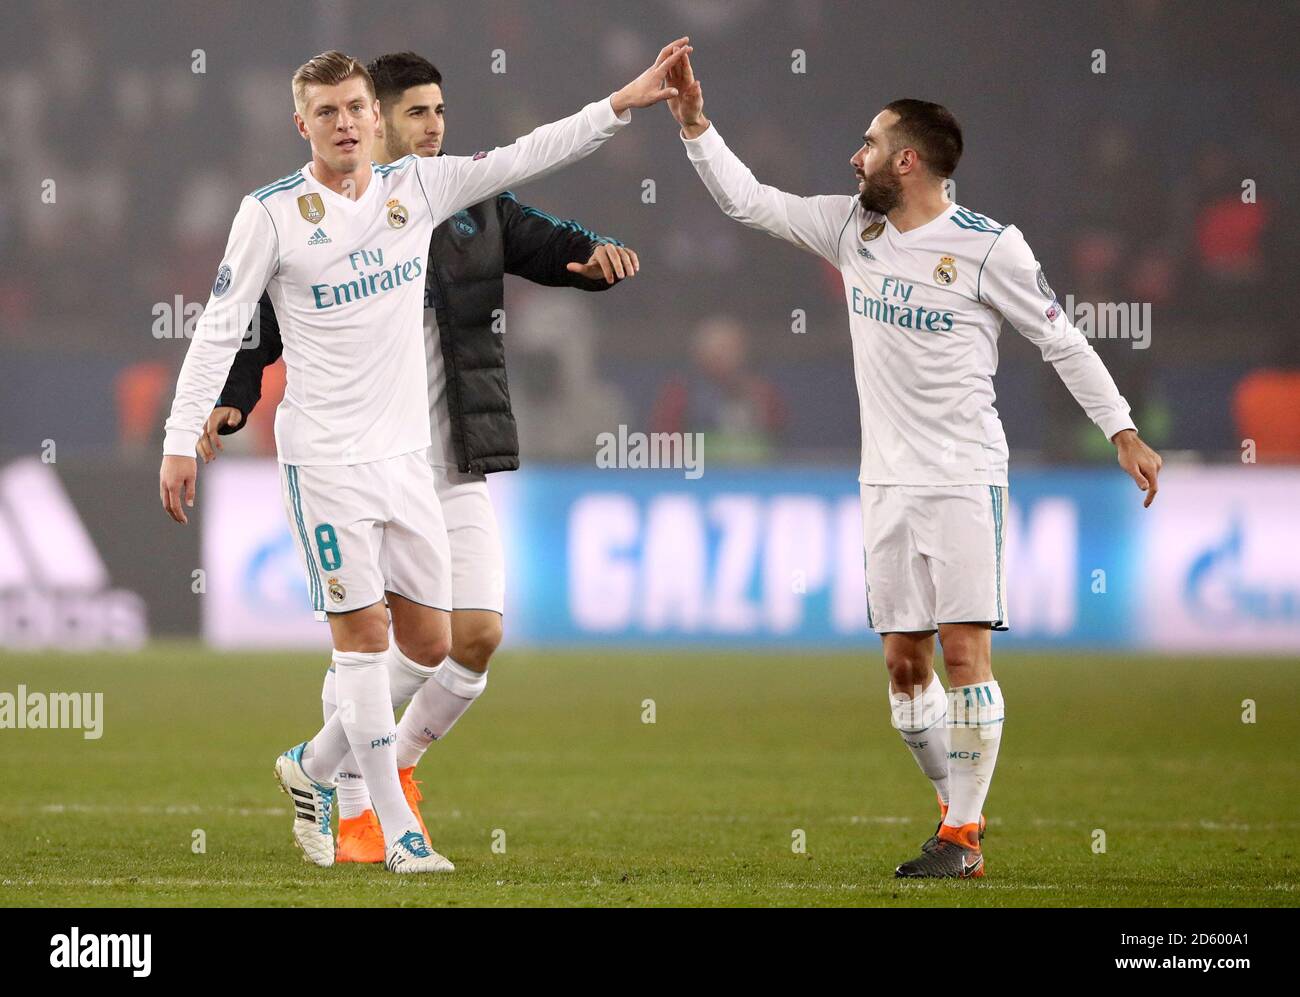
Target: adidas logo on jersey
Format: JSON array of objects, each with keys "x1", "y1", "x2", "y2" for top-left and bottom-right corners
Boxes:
[
  {"x1": 307, "y1": 227, "x2": 332, "y2": 245},
  {"x1": 857, "y1": 247, "x2": 876, "y2": 260}
]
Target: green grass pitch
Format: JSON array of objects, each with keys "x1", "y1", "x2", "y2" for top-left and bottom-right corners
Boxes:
[{"x1": 1, "y1": 644, "x2": 1296, "y2": 907}]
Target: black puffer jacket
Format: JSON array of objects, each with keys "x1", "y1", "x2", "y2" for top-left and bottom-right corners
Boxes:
[{"x1": 217, "y1": 189, "x2": 621, "y2": 473}]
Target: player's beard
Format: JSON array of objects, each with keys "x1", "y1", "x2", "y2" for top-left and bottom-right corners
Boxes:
[{"x1": 857, "y1": 161, "x2": 903, "y2": 215}]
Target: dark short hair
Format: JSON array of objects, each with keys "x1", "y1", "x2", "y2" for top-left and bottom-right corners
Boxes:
[
  {"x1": 366, "y1": 51, "x2": 443, "y2": 106},
  {"x1": 882, "y1": 99, "x2": 963, "y2": 177}
]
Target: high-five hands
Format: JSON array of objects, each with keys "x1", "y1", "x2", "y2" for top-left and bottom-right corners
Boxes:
[
  {"x1": 611, "y1": 38, "x2": 692, "y2": 114},
  {"x1": 164, "y1": 39, "x2": 691, "y2": 524},
  {"x1": 664, "y1": 48, "x2": 707, "y2": 137},
  {"x1": 567, "y1": 243, "x2": 640, "y2": 283}
]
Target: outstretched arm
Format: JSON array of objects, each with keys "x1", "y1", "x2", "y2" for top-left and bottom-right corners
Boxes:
[
  {"x1": 499, "y1": 192, "x2": 637, "y2": 290},
  {"x1": 665, "y1": 51, "x2": 854, "y2": 264},
  {"x1": 418, "y1": 39, "x2": 692, "y2": 225},
  {"x1": 981, "y1": 228, "x2": 1163, "y2": 507}
]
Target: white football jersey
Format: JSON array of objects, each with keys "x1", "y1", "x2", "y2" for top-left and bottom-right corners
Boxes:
[
  {"x1": 683, "y1": 124, "x2": 1136, "y2": 486},
  {"x1": 163, "y1": 97, "x2": 629, "y2": 465}
]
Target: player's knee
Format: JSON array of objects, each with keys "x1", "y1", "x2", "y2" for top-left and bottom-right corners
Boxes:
[
  {"x1": 331, "y1": 606, "x2": 391, "y2": 653},
  {"x1": 397, "y1": 630, "x2": 452, "y2": 669},
  {"x1": 452, "y1": 617, "x2": 502, "y2": 672},
  {"x1": 884, "y1": 650, "x2": 930, "y2": 691},
  {"x1": 942, "y1": 649, "x2": 974, "y2": 672},
  {"x1": 939, "y1": 640, "x2": 988, "y2": 675},
  {"x1": 939, "y1": 652, "x2": 990, "y2": 688}
]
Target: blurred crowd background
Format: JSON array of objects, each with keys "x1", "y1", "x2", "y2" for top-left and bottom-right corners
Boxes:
[{"x1": 2, "y1": 0, "x2": 1297, "y2": 467}]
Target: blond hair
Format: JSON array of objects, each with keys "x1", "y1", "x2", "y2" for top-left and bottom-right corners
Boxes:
[{"x1": 291, "y1": 50, "x2": 375, "y2": 114}]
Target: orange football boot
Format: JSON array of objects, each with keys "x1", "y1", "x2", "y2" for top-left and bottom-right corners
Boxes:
[
  {"x1": 937, "y1": 792, "x2": 987, "y2": 841},
  {"x1": 336, "y1": 809, "x2": 385, "y2": 864},
  {"x1": 398, "y1": 766, "x2": 431, "y2": 842}
]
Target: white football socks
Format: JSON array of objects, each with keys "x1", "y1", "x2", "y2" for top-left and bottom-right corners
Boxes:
[
  {"x1": 315, "y1": 644, "x2": 438, "y2": 818},
  {"x1": 943, "y1": 680, "x2": 1005, "y2": 830},
  {"x1": 301, "y1": 661, "x2": 352, "y2": 785},
  {"x1": 321, "y1": 665, "x2": 370, "y2": 820},
  {"x1": 889, "y1": 671, "x2": 951, "y2": 805},
  {"x1": 396, "y1": 658, "x2": 487, "y2": 769},
  {"x1": 334, "y1": 770, "x2": 370, "y2": 821},
  {"x1": 330, "y1": 648, "x2": 418, "y2": 848},
  {"x1": 388, "y1": 643, "x2": 439, "y2": 711}
]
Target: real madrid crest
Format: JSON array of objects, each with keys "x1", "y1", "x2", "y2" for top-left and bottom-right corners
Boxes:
[
  {"x1": 298, "y1": 193, "x2": 325, "y2": 224},
  {"x1": 328, "y1": 577, "x2": 346, "y2": 603},
  {"x1": 934, "y1": 255, "x2": 957, "y2": 285},
  {"x1": 386, "y1": 198, "x2": 409, "y2": 229},
  {"x1": 861, "y1": 221, "x2": 885, "y2": 241}
]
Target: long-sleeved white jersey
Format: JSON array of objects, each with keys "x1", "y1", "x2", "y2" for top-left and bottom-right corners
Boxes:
[
  {"x1": 163, "y1": 96, "x2": 629, "y2": 465},
  {"x1": 683, "y1": 124, "x2": 1135, "y2": 486}
]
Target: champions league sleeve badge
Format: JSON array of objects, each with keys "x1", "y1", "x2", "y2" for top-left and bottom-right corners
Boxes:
[
  {"x1": 213, "y1": 263, "x2": 232, "y2": 297},
  {"x1": 1036, "y1": 265, "x2": 1054, "y2": 299}
]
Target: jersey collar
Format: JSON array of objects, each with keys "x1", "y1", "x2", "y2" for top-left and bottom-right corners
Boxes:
[
  {"x1": 303, "y1": 161, "x2": 379, "y2": 209},
  {"x1": 885, "y1": 202, "x2": 959, "y2": 241}
]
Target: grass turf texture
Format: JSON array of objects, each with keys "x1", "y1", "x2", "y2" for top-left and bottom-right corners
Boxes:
[{"x1": 1, "y1": 643, "x2": 1296, "y2": 907}]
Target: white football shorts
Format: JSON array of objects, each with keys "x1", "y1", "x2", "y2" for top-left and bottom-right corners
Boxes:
[
  {"x1": 280, "y1": 450, "x2": 452, "y2": 620},
  {"x1": 859, "y1": 483, "x2": 1009, "y2": 633},
  {"x1": 433, "y1": 464, "x2": 505, "y2": 615}
]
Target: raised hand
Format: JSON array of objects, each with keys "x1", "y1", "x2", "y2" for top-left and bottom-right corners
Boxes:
[
  {"x1": 611, "y1": 38, "x2": 692, "y2": 114},
  {"x1": 567, "y1": 243, "x2": 640, "y2": 284},
  {"x1": 665, "y1": 49, "x2": 706, "y2": 132}
]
